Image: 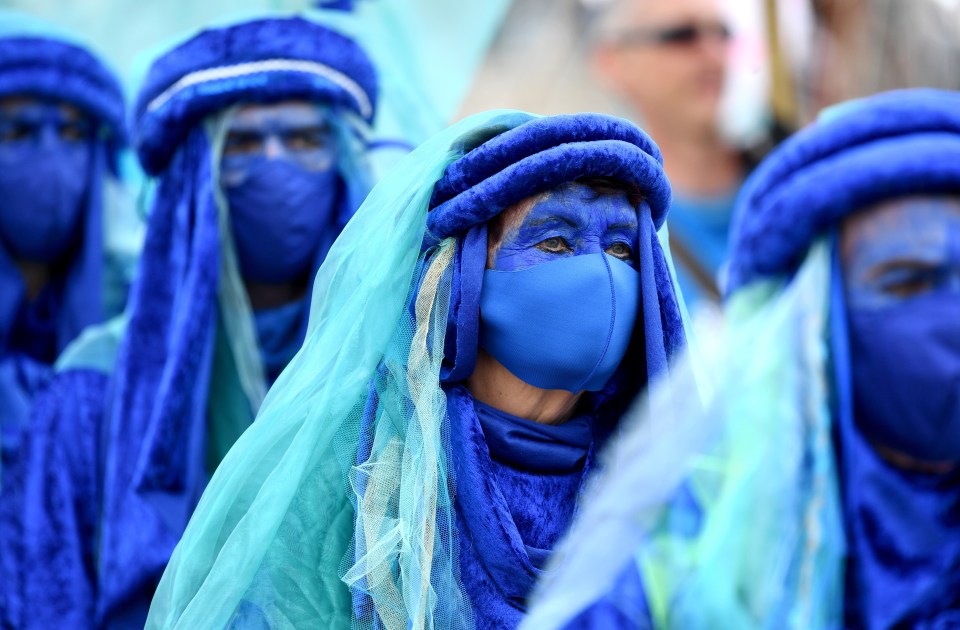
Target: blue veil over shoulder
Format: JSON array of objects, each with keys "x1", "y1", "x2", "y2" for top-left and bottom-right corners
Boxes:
[
  {"x1": 16, "y1": 15, "x2": 380, "y2": 629},
  {"x1": 148, "y1": 110, "x2": 686, "y2": 629},
  {"x1": 524, "y1": 89, "x2": 960, "y2": 630}
]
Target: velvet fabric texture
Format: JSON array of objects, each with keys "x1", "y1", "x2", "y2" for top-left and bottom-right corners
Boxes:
[
  {"x1": 427, "y1": 113, "x2": 671, "y2": 239},
  {"x1": 726, "y1": 89, "x2": 960, "y2": 295},
  {"x1": 133, "y1": 16, "x2": 378, "y2": 175}
]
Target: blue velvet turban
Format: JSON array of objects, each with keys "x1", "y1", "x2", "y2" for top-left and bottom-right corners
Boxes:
[
  {"x1": 92, "y1": 17, "x2": 379, "y2": 623},
  {"x1": 132, "y1": 16, "x2": 378, "y2": 175},
  {"x1": 726, "y1": 89, "x2": 960, "y2": 295}
]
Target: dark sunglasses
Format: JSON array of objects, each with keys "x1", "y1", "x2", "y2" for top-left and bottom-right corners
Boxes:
[{"x1": 613, "y1": 22, "x2": 732, "y2": 47}]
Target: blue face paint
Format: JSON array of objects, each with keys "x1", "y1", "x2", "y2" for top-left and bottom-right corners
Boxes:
[
  {"x1": 491, "y1": 185, "x2": 640, "y2": 271},
  {"x1": 221, "y1": 102, "x2": 340, "y2": 284},
  {"x1": 0, "y1": 97, "x2": 91, "y2": 263},
  {"x1": 479, "y1": 185, "x2": 641, "y2": 392},
  {"x1": 843, "y1": 197, "x2": 960, "y2": 462}
]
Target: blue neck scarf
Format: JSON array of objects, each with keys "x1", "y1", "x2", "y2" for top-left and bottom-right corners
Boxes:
[
  {"x1": 830, "y1": 245, "x2": 960, "y2": 629},
  {"x1": 668, "y1": 189, "x2": 736, "y2": 306}
]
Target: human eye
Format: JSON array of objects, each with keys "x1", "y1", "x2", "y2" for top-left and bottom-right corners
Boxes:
[
  {"x1": 605, "y1": 242, "x2": 633, "y2": 261},
  {"x1": 536, "y1": 236, "x2": 573, "y2": 254},
  {"x1": 285, "y1": 126, "x2": 330, "y2": 152},
  {"x1": 223, "y1": 131, "x2": 263, "y2": 156},
  {"x1": 59, "y1": 121, "x2": 90, "y2": 142},
  {"x1": 0, "y1": 122, "x2": 33, "y2": 142},
  {"x1": 876, "y1": 265, "x2": 938, "y2": 299}
]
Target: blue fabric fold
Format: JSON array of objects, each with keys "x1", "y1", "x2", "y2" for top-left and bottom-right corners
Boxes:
[{"x1": 474, "y1": 399, "x2": 592, "y2": 473}]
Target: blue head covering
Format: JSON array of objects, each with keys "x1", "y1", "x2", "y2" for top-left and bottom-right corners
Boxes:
[
  {"x1": 94, "y1": 16, "x2": 378, "y2": 624},
  {"x1": 727, "y1": 88, "x2": 960, "y2": 628},
  {"x1": 146, "y1": 110, "x2": 686, "y2": 629}
]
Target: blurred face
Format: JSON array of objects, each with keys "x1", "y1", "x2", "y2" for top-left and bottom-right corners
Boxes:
[
  {"x1": 842, "y1": 197, "x2": 960, "y2": 310},
  {"x1": 220, "y1": 101, "x2": 342, "y2": 286},
  {"x1": 0, "y1": 96, "x2": 92, "y2": 263},
  {"x1": 595, "y1": 0, "x2": 730, "y2": 136},
  {"x1": 841, "y1": 196, "x2": 960, "y2": 469},
  {"x1": 220, "y1": 101, "x2": 337, "y2": 186},
  {"x1": 488, "y1": 183, "x2": 640, "y2": 271}
]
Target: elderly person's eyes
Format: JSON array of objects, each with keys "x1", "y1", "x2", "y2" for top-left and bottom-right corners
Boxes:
[
  {"x1": 606, "y1": 242, "x2": 632, "y2": 261},
  {"x1": 536, "y1": 236, "x2": 573, "y2": 254}
]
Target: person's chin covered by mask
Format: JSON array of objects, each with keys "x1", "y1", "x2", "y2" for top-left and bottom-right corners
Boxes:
[{"x1": 220, "y1": 100, "x2": 343, "y2": 382}]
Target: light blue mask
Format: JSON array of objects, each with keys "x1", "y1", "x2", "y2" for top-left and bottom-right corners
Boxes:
[{"x1": 479, "y1": 253, "x2": 639, "y2": 393}]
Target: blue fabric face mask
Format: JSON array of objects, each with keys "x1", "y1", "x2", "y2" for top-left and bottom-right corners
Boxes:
[
  {"x1": 0, "y1": 100, "x2": 91, "y2": 263},
  {"x1": 221, "y1": 103, "x2": 340, "y2": 284},
  {"x1": 480, "y1": 253, "x2": 639, "y2": 393},
  {"x1": 844, "y1": 198, "x2": 960, "y2": 462}
]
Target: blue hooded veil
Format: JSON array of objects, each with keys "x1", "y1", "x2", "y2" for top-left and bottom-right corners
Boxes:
[
  {"x1": 16, "y1": 15, "x2": 380, "y2": 628},
  {"x1": 146, "y1": 110, "x2": 687, "y2": 629},
  {"x1": 0, "y1": 15, "x2": 128, "y2": 629},
  {"x1": 523, "y1": 89, "x2": 960, "y2": 629}
]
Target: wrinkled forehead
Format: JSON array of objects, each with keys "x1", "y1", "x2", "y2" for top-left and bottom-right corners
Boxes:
[
  {"x1": 0, "y1": 95, "x2": 85, "y2": 120},
  {"x1": 228, "y1": 100, "x2": 329, "y2": 132},
  {"x1": 492, "y1": 182, "x2": 638, "y2": 238},
  {"x1": 841, "y1": 195, "x2": 960, "y2": 260}
]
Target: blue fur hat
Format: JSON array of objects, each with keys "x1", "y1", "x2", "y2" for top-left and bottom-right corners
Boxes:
[
  {"x1": 0, "y1": 35, "x2": 126, "y2": 149},
  {"x1": 427, "y1": 113, "x2": 672, "y2": 239},
  {"x1": 727, "y1": 88, "x2": 960, "y2": 294},
  {"x1": 133, "y1": 16, "x2": 379, "y2": 175}
]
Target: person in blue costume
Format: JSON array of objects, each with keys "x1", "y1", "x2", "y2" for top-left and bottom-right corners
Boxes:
[
  {"x1": 0, "y1": 17, "x2": 129, "y2": 629},
  {"x1": 15, "y1": 16, "x2": 380, "y2": 629},
  {"x1": 523, "y1": 88, "x2": 960, "y2": 630},
  {"x1": 145, "y1": 110, "x2": 688, "y2": 629}
]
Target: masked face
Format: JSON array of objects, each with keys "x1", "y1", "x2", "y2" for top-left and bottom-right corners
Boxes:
[
  {"x1": 478, "y1": 183, "x2": 641, "y2": 393},
  {"x1": 841, "y1": 196, "x2": 960, "y2": 464},
  {"x1": 0, "y1": 96, "x2": 92, "y2": 263},
  {"x1": 220, "y1": 101, "x2": 340, "y2": 284}
]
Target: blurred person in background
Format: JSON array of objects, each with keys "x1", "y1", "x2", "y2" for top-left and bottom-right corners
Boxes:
[
  {"x1": 523, "y1": 89, "x2": 960, "y2": 629},
  {"x1": 0, "y1": 14, "x2": 132, "y2": 628},
  {"x1": 13, "y1": 15, "x2": 385, "y2": 628},
  {"x1": 591, "y1": 0, "x2": 746, "y2": 312}
]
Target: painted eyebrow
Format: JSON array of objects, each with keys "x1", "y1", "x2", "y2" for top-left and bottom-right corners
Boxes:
[
  {"x1": 606, "y1": 221, "x2": 638, "y2": 233},
  {"x1": 525, "y1": 215, "x2": 579, "y2": 229}
]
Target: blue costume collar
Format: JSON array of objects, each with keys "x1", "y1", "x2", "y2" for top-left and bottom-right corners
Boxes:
[{"x1": 474, "y1": 399, "x2": 592, "y2": 473}]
